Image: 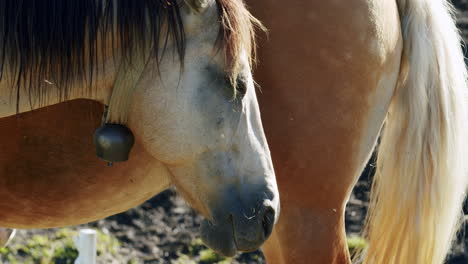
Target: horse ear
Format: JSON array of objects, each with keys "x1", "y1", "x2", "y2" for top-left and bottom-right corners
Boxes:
[{"x1": 184, "y1": 0, "x2": 213, "y2": 13}]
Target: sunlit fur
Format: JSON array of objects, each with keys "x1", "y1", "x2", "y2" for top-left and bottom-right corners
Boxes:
[
  {"x1": 0, "y1": 0, "x2": 185, "y2": 110},
  {"x1": 362, "y1": 0, "x2": 468, "y2": 263},
  {"x1": 106, "y1": 0, "x2": 263, "y2": 124},
  {"x1": 0, "y1": 0, "x2": 258, "y2": 113}
]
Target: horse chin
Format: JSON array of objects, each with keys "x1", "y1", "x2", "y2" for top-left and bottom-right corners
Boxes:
[{"x1": 200, "y1": 219, "x2": 237, "y2": 257}]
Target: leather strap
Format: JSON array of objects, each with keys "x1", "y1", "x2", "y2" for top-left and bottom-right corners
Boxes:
[{"x1": 106, "y1": 54, "x2": 148, "y2": 124}]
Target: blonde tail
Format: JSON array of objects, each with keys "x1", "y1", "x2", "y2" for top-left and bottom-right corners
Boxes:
[{"x1": 363, "y1": 0, "x2": 468, "y2": 263}]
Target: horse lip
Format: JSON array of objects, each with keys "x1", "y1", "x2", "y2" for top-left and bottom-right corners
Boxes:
[
  {"x1": 201, "y1": 209, "x2": 271, "y2": 255},
  {"x1": 208, "y1": 214, "x2": 240, "y2": 249},
  {"x1": 228, "y1": 214, "x2": 240, "y2": 249},
  {"x1": 232, "y1": 232, "x2": 264, "y2": 252},
  {"x1": 230, "y1": 214, "x2": 266, "y2": 253},
  {"x1": 200, "y1": 218, "x2": 237, "y2": 257},
  {"x1": 203, "y1": 216, "x2": 256, "y2": 254},
  {"x1": 234, "y1": 241, "x2": 261, "y2": 252}
]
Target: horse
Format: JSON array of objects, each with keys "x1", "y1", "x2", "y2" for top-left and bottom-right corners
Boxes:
[
  {"x1": 248, "y1": 0, "x2": 468, "y2": 263},
  {"x1": 0, "y1": 0, "x2": 279, "y2": 257}
]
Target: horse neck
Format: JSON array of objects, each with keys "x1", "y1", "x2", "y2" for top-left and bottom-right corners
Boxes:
[{"x1": 0, "y1": 62, "x2": 117, "y2": 119}]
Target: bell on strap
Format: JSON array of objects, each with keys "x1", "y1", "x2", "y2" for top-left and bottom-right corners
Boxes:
[
  {"x1": 94, "y1": 120, "x2": 135, "y2": 164},
  {"x1": 94, "y1": 54, "x2": 147, "y2": 164}
]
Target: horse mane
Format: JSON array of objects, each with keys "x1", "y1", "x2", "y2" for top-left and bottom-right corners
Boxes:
[
  {"x1": 216, "y1": 0, "x2": 263, "y2": 86},
  {"x1": 0, "y1": 0, "x2": 258, "y2": 110}
]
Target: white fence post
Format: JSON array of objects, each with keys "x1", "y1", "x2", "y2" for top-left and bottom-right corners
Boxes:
[{"x1": 74, "y1": 229, "x2": 97, "y2": 264}]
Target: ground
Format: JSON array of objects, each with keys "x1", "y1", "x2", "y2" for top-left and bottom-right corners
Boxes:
[{"x1": 2, "y1": 1, "x2": 468, "y2": 263}]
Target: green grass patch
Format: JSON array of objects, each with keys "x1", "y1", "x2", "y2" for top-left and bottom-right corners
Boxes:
[
  {"x1": 0, "y1": 228, "x2": 120, "y2": 264},
  {"x1": 174, "y1": 239, "x2": 232, "y2": 264},
  {"x1": 347, "y1": 236, "x2": 368, "y2": 257},
  {"x1": 199, "y1": 249, "x2": 225, "y2": 263}
]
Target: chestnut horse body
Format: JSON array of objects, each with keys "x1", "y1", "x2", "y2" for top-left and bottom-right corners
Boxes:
[{"x1": 249, "y1": 0, "x2": 468, "y2": 263}]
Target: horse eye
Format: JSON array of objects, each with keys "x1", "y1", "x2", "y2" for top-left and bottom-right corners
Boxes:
[{"x1": 235, "y1": 76, "x2": 247, "y2": 99}]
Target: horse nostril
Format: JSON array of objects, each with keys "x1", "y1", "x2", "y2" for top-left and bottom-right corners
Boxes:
[{"x1": 262, "y1": 206, "x2": 275, "y2": 239}]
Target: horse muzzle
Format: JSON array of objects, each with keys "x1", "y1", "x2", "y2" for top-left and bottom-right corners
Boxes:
[{"x1": 200, "y1": 198, "x2": 278, "y2": 257}]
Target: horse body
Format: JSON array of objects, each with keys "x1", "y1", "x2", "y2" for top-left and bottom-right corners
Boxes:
[
  {"x1": 250, "y1": 1, "x2": 402, "y2": 262},
  {"x1": 0, "y1": 0, "x2": 279, "y2": 257},
  {"x1": 249, "y1": 0, "x2": 467, "y2": 263},
  {"x1": 0, "y1": 100, "x2": 171, "y2": 227}
]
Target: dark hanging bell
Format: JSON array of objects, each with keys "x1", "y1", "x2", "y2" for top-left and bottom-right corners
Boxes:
[{"x1": 94, "y1": 123, "x2": 135, "y2": 163}]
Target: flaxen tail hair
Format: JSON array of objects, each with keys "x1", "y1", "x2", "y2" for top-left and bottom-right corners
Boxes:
[{"x1": 362, "y1": 0, "x2": 468, "y2": 263}]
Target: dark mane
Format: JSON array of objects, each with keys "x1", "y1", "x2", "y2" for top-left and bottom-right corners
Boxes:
[{"x1": 0, "y1": 0, "x2": 258, "y2": 109}]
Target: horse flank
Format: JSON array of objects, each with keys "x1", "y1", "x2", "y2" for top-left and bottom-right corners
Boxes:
[{"x1": 0, "y1": 0, "x2": 257, "y2": 111}]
